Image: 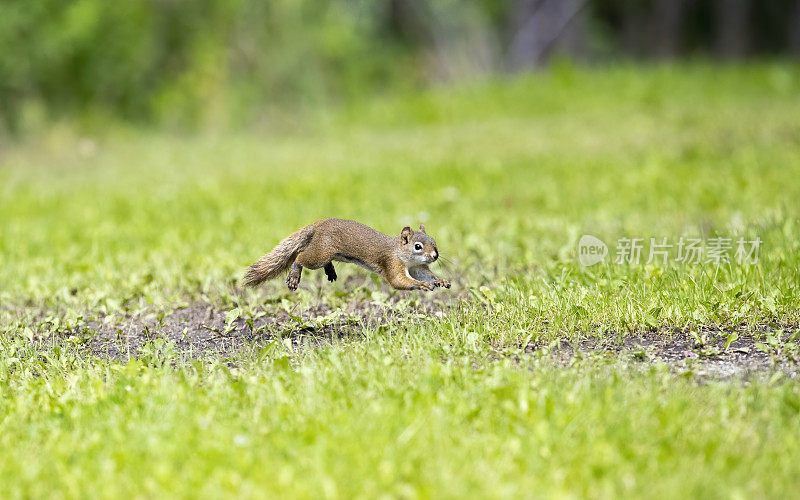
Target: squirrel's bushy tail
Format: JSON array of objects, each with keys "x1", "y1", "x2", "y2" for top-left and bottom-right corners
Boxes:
[{"x1": 242, "y1": 226, "x2": 314, "y2": 287}]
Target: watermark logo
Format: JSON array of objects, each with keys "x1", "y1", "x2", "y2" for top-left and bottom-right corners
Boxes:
[
  {"x1": 578, "y1": 234, "x2": 609, "y2": 267},
  {"x1": 578, "y1": 235, "x2": 761, "y2": 267}
]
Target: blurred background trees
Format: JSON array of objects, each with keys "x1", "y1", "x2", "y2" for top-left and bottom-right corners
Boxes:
[{"x1": 1, "y1": 0, "x2": 798, "y2": 132}]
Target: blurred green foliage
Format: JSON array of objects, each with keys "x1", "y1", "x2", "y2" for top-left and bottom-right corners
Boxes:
[
  {"x1": 2, "y1": 0, "x2": 798, "y2": 133},
  {"x1": 0, "y1": 0, "x2": 418, "y2": 130}
]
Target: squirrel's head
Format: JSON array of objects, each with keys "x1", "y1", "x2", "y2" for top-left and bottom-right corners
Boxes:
[{"x1": 399, "y1": 224, "x2": 439, "y2": 265}]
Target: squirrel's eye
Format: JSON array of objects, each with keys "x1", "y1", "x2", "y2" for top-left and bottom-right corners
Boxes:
[{"x1": 414, "y1": 243, "x2": 423, "y2": 251}]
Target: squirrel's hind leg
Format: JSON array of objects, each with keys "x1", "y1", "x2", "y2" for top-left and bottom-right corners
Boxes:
[
  {"x1": 324, "y1": 262, "x2": 337, "y2": 282},
  {"x1": 294, "y1": 250, "x2": 337, "y2": 287},
  {"x1": 286, "y1": 262, "x2": 303, "y2": 291}
]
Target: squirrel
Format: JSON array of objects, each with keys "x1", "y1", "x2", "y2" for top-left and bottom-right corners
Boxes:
[{"x1": 242, "y1": 218, "x2": 451, "y2": 292}]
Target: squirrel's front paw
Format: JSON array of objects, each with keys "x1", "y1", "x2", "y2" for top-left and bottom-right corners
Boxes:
[
  {"x1": 417, "y1": 281, "x2": 435, "y2": 291},
  {"x1": 433, "y1": 279, "x2": 451, "y2": 289}
]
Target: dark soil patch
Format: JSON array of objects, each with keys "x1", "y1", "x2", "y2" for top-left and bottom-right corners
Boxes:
[
  {"x1": 527, "y1": 325, "x2": 800, "y2": 380},
  {"x1": 13, "y1": 294, "x2": 800, "y2": 380},
  {"x1": 77, "y1": 294, "x2": 458, "y2": 361}
]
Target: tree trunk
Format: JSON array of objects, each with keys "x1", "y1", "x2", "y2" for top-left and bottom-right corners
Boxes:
[
  {"x1": 714, "y1": 0, "x2": 750, "y2": 58},
  {"x1": 790, "y1": 0, "x2": 800, "y2": 56},
  {"x1": 653, "y1": 0, "x2": 684, "y2": 58},
  {"x1": 507, "y1": 0, "x2": 587, "y2": 70},
  {"x1": 620, "y1": 3, "x2": 649, "y2": 58},
  {"x1": 559, "y1": 2, "x2": 590, "y2": 61}
]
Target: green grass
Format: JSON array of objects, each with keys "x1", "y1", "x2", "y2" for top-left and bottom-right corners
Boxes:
[
  {"x1": 3, "y1": 335, "x2": 800, "y2": 498},
  {"x1": 2, "y1": 63, "x2": 800, "y2": 497}
]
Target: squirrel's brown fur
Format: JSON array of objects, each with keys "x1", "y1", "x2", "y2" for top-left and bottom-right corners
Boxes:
[
  {"x1": 243, "y1": 218, "x2": 450, "y2": 291},
  {"x1": 242, "y1": 225, "x2": 314, "y2": 287}
]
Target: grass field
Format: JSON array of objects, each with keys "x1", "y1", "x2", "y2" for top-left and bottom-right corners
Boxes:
[{"x1": 2, "y1": 63, "x2": 800, "y2": 498}]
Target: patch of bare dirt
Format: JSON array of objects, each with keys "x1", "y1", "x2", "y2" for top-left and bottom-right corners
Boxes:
[
  {"x1": 13, "y1": 293, "x2": 800, "y2": 380},
  {"x1": 78, "y1": 294, "x2": 459, "y2": 360},
  {"x1": 527, "y1": 325, "x2": 800, "y2": 380}
]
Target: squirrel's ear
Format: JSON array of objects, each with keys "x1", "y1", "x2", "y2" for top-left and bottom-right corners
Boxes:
[
  {"x1": 400, "y1": 226, "x2": 413, "y2": 244},
  {"x1": 419, "y1": 224, "x2": 426, "y2": 233}
]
